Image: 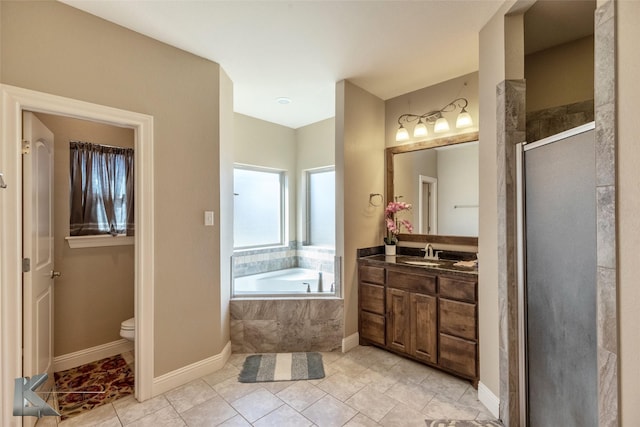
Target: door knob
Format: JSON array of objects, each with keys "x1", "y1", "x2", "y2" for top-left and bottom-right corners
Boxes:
[{"x1": 50, "y1": 271, "x2": 61, "y2": 279}]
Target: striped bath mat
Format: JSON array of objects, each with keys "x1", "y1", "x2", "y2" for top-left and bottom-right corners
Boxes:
[{"x1": 238, "y1": 352, "x2": 325, "y2": 383}]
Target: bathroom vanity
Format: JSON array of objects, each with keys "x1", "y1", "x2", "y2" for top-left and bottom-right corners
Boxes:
[{"x1": 358, "y1": 254, "x2": 479, "y2": 386}]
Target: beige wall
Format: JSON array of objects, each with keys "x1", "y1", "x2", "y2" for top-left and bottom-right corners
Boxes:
[
  {"x1": 1, "y1": 0, "x2": 228, "y2": 376},
  {"x1": 336, "y1": 80, "x2": 385, "y2": 336},
  {"x1": 296, "y1": 118, "x2": 336, "y2": 242},
  {"x1": 385, "y1": 72, "x2": 479, "y2": 148},
  {"x1": 34, "y1": 113, "x2": 135, "y2": 356},
  {"x1": 525, "y1": 36, "x2": 595, "y2": 112},
  {"x1": 478, "y1": 1, "x2": 514, "y2": 397},
  {"x1": 617, "y1": 0, "x2": 640, "y2": 423},
  {"x1": 234, "y1": 113, "x2": 297, "y2": 242}
]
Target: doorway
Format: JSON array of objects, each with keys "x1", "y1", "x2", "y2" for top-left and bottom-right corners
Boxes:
[
  {"x1": 0, "y1": 85, "x2": 155, "y2": 426},
  {"x1": 418, "y1": 175, "x2": 437, "y2": 235}
]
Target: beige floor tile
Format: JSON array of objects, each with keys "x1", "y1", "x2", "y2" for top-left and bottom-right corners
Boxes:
[
  {"x1": 113, "y1": 395, "x2": 170, "y2": 425},
  {"x1": 316, "y1": 373, "x2": 365, "y2": 401},
  {"x1": 180, "y1": 395, "x2": 238, "y2": 426},
  {"x1": 384, "y1": 380, "x2": 436, "y2": 411},
  {"x1": 420, "y1": 371, "x2": 470, "y2": 402},
  {"x1": 253, "y1": 404, "x2": 313, "y2": 427},
  {"x1": 379, "y1": 402, "x2": 432, "y2": 427},
  {"x1": 202, "y1": 363, "x2": 240, "y2": 387},
  {"x1": 230, "y1": 388, "x2": 284, "y2": 423},
  {"x1": 345, "y1": 368, "x2": 397, "y2": 394},
  {"x1": 58, "y1": 403, "x2": 120, "y2": 427},
  {"x1": 343, "y1": 413, "x2": 382, "y2": 427},
  {"x1": 345, "y1": 386, "x2": 398, "y2": 422},
  {"x1": 227, "y1": 353, "x2": 251, "y2": 368},
  {"x1": 165, "y1": 379, "x2": 218, "y2": 414},
  {"x1": 302, "y1": 394, "x2": 358, "y2": 427},
  {"x1": 125, "y1": 405, "x2": 186, "y2": 426},
  {"x1": 217, "y1": 415, "x2": 252, "y2": 427},
  {"x1": 213, "y1": 377, "x2": 264, "y2": 402},
  {"x1": 386, "y1": 358, "x2": 432, "y2": 384},
  {"x1": 421, "y1": 394, "x2": 480, "y2": 420},
  {"x1": 276, "y1": 381, "x2": 327, "y2": 411},
  {"x1": 328, "y1": 355, "x2": 369, "y2": 377},
  {"x1": 260, "y1": 380, "x2": 295, "y2": 394}
]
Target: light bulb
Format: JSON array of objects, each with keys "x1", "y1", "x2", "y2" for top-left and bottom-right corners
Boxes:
[
  {"x1": 396, "y1": 125, "x2": 409, "y2": 141},
  {"x1": 434, "y1": 117, "x2": 450, "y2": 133},
  {"x1": 456, "y1": 109, "x2": 473, "y2": 128},
  {"x1": 413, "y1": 120, "x2": 428, "y2": 138}
]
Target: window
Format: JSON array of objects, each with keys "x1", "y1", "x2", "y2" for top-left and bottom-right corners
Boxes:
[
  {"x1": 234, "y1": 166, "x2": 286, "y2": 249},
  {"x1": 306, "y1": 167, "x2": 335, "y2": 247},
  {"x1": 69, "y1": 141, "x2": 134, "y2": 236}
]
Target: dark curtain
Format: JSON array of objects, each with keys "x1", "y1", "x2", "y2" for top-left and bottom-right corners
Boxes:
[{"x1": 69, "y1": 141, "x2": 135, "y2": 236}]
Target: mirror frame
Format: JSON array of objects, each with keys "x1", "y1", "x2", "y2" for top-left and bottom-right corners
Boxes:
[{"x1": 386, "y1": 131, "x2": 479, "y2": 246}]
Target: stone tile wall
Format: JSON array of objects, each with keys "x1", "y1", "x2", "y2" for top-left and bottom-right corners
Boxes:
[
  {"x1": 526, "y1": 99, "x2": 594, "y2": 142},
  {"x1": 233, "y1": 242, "x2": 336, "y2": 278},
  {"x1": 230, "y1": 299, "x2": 344, "y2": 353}
]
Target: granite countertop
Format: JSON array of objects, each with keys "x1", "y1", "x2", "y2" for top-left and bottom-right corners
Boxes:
[{"x1": 359, "y1": 254, "x2": 478, "y2": 277}]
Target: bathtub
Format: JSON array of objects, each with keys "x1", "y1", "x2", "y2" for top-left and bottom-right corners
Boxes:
[{"x1": 233, "y1": 268, "x2": 336, "y2": 297}]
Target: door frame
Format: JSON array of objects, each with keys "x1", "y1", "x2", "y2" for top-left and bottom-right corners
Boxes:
[
  {"x1": 0, "y1": 84, "x2": 155, "y2": 426},
  {"x1": 417, "y1": 174, "x2": 437, "y2": 235}
]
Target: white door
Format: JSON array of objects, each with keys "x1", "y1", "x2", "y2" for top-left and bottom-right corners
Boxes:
[{"x1": 22, "y1": 112, "x2": 56, "y2": 426}]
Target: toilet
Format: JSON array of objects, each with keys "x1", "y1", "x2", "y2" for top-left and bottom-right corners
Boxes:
[{"x1": 120, "y1": 317, "x2": 135, "y2": 341}]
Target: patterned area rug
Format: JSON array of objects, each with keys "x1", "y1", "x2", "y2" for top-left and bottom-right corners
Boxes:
[
  {"x1": 239, "y1": 352, "x2": 325, "y2": 382},
  {"x1": 426, "y1": 421, "x2": 502, "y2": 427},
  {"x1": 54, "y1": 354, "x2": 134, "y2": 420}
]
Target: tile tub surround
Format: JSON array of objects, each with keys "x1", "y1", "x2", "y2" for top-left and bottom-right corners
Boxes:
[
  {"x1": 56, "y1": 345, "x2": 496, "y2": 426},
  {"x1": 230, "y1": 299, "x2": 343, "y2": 353},
  {"x1": 233, "y1": 241, "x2": 336, "y2": 278}
]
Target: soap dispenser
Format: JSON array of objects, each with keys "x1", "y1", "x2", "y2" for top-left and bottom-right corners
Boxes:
[{"x1": 317, "y1": 271, "x2": 323, "y2": 293}]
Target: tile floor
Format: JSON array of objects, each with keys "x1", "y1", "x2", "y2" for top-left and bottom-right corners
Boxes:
[{"x1": 47, "y1": 345, "x2": 496, "y2": 426}]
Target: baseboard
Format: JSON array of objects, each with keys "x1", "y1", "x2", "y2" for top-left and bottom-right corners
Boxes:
[
  {"x1": 53, "y1": 339, "x2": 134, "y2": 372},
  {"x1": 152, "y1": 341, "x2": 231, "y2": 396},
  {"x1": 478, "y1": 381, "x2": 500, "y2": 419},
  {"x1": 342, "y1": 332, "x2": 359, "y2": 353}
]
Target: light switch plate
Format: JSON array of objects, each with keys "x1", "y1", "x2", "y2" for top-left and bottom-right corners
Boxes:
[{"x1": 204, "y1": 211, "x2": 214, "y2": 226}]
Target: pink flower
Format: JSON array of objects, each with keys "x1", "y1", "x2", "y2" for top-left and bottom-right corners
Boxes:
[{"x1": 384, "y1": 201, "x2": 413, "y2": 244}]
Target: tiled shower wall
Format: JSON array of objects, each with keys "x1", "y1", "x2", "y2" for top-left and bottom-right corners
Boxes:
[
  {"x1": 230, "y1": 299, "x2": 343, "y2": 353},
  {"x1": 232, "y1": 242, "x2": 336, "y2": 278},
  {"x1": 526, "y1": 99, "x2": 594, "y2": 142}
]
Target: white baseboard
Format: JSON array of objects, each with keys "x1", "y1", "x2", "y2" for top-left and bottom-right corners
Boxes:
[
  {"x1": 342, "y1": 332, "x2": 359, "y2": 353},
  {"x1": 478, "y1": 381, "x2": 500, "y2": 419},
  {"x1": 152, "y1": 341, "x2": 231, "y2": 396},
  {"x1": 54, "y1": 339, "x2": 134, "y2": 372}
]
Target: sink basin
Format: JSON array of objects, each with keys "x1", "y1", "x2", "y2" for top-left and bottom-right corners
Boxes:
[{"x1": 402, "y1": 261, "x2": 440, "y2": 267}]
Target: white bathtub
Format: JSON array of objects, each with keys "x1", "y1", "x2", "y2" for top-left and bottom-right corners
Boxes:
[{"x1": 233, "y1": 268, "x2": 335, "y2": 297}]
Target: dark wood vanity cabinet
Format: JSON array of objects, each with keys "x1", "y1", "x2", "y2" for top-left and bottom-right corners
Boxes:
[
  {"x1": 358, "y1": 265, "x2": 386, "y2": 346},
  {"x1": 358, "y1": 260, "x2": 479, "y2": 385}
]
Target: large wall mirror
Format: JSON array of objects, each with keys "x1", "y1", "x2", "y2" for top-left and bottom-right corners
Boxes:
[{"x1": 386, "y1": 131, "x2": 479, "y2": 246}]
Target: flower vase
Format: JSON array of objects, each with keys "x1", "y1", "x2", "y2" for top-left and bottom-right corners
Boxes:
[{"x1": 385, "y1": 244, "x2": 396, "y2": 256}]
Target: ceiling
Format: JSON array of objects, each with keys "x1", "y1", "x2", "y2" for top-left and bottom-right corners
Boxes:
[{"x1": 60, "y1": 0, "x2": 504, "y2": 129}]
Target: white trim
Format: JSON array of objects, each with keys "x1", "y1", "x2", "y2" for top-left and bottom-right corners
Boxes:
[
  {"x1": 66, "y1": 235, "x2": 134, "y2": 248},
  {"x1": 341, "y1": 332, "x2": 360, "y2": 353},
  {"x1": 53, "y1": 339, "x2": 134, "y2": 372},
  {"x1": 478, "y1": 381, "x2": 500, "y2": 419},
  {"x1": 0, "y1": 84, "x2": 155, "y2": 427},
  {"x1": 151, "y1": 341, "x2": 232, "y2": 396},
  {"x1": 524, "y1": 121, "x2": 595, "y2": 151},
  {"x1": 418, "y1": 174, "x2": 438, "y2": 235}
]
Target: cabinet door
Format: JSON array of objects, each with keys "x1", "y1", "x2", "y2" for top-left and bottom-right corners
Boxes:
[
  {"x1": 439, "y1": 298, "x2": 477, "y2": 341},
  {"x1": 386, "y1": 288, "x2": 410, "y2": 353},
  {"x1": 411, "y1": 293, "x2": 437, "y2": 363}
]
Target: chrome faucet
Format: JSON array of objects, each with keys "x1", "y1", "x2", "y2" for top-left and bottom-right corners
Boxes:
[{"x1": 423, "y1": 243, "x2": 438, "y2": 260}]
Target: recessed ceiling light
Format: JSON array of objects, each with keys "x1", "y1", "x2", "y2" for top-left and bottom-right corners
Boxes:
[{"x1": 276, "y1": 97, "x2": 292, "y2": 105}]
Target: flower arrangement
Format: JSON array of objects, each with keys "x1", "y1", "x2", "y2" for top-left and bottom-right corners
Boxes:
[{"x1": 384, "y1": 201, "x2": 413, "y2": 245}]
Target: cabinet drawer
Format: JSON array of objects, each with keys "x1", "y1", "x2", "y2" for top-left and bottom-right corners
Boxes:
[
  {"x1": 359, "y1": 264, "x2": 386, "y2": 285},
  {"x1": 360, "y1": 311, "x2": 386, "y2": 346},
  {"x1": 387, "y1": 270, "x2": 436, "y2": 294},
  {"x1": 439, "y1": 333, "x2": 477, "y2": 378},
  {"x1": 439, "y1": 299, "x2": 477, "y2": 340},
  {"x1": 439, "y1": 276, "x2": 477, "y2": 302},
  {"x1": 360, "y1": 283, "x2": 385, "y2": 314}
]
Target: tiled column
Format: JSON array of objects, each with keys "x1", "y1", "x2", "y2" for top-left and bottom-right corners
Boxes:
[
  {"x1": 496, "y1": 79, "x2": 526, "y2": 426},
  {"x1": 594, "y1": 0, "x2": 618, "y2": 425}
]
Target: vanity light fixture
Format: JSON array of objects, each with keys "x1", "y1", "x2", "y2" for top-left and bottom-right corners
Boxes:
[{"x1": 395, "y1": 97, "x2": 473, "y2": 141}]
